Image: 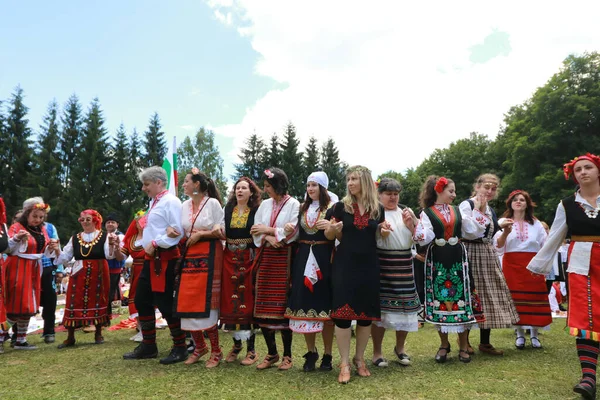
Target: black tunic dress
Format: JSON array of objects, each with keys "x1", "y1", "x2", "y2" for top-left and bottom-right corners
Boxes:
[
  {"x1": 330, "y1": 202, "x2": 385, "y2": 321},
  {"x1": 286, "y1": 205, "x2": 335, "y2": 329}
]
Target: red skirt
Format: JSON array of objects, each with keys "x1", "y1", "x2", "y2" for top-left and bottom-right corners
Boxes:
[
  {"x1": 220, "y1": 247, "x2": 255, "y2": 325},
  {"x1": 567, "y1": 242, "x2": 600, "y2": 340},
  {"x1": 503, "y1": 252, "x2": 552, "y2": 327},
  {"x1": 0, "y1": 259, "x2": 7, "y2": 327},
  {"x1": 63, "y1": 259, "x2": 110, "y2": 328},
  {"x1": 127, "y1": 259, "x2": 145, "y2": 317},
  {"x1": 173, "y1": 240, "x2": 223, "y2": 318},
  {"x1": 254, "y1": 246, "x2": 291, "y2": 320},
  {"x1": 4, "y1": 255, "x2": 42, "y2": 318}
]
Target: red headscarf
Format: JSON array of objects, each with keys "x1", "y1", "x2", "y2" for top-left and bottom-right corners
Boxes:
[
  {"x1": 563, "y1": 153, "x2": 600, "y2": 183},
  {"x1": 0, "y1": 197, "x2": 6, "y2": 225},
  {"x1": 80, "y1": 209, "x2": 103, "y2": 230}
]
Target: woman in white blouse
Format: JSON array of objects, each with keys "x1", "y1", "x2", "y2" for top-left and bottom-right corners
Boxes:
[
  {"x1": 171, "y1": 168, "x2": 224, "y2": 368},
  {"x1": 494, "y1": 190, "x2": 550, "y2": 349}
]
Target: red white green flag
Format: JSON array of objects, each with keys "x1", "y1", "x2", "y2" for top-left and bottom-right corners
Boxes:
[{"x1": 162, "y1": 136, "x2": 178, "y2": 196}]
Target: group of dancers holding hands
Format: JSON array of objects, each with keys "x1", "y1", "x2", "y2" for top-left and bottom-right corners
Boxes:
[{"x1": 0, "y1": 152, "x2": 599, "y2": 398}]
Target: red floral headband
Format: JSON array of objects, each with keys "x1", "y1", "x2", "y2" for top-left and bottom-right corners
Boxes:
[
  {"x1": 563, "y1": 153, "x2": 600, "y2": 183},
  {"x1": 80, "y1": 209, "x2": 103, "y2": 230},
  {"x1": 33, "y1": 203, "x2": 51, "y2": 212},
  {"x1": 434, "y1": 177, "x2": 448, "y2": 193},
  {"x1": 508, "y1": 190, "x2": 523, "y2": 199}
]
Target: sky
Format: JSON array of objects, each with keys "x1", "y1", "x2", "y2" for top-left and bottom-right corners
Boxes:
[{"x1": 2, "y1": 0, "x2": 599, "y2": 182}]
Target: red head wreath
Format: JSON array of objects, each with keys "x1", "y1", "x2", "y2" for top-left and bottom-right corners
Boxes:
[
  {"x1": 434, "y1": 177, "x2": 448, "y2": 193},
  {"x1": 563, "y1": 153, "x2": 600, "y2": 183},
  {"x1": 79, "y1": 209, "x2": 103, "y2": 230}
]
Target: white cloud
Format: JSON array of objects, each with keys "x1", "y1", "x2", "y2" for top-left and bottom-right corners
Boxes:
[
  {"x1": 206, "y1": 0, "x2": 600, "y2": 177},
  {"x1": 179, "y1": 125, "x2": 197, "y2": 131}
]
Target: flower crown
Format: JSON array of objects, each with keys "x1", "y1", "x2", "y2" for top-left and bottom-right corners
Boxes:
[
  {"x1": 563, "y1": 153, "x2": 600, "y2": 181},
  {"x1": 508, "y1": 189, "x2": 523, "y2": 199},
  {"x1": 264, "y1": 169, "x2": 275, "y2": 179},
  {"x1": 374, "y1": 178, "x2": 381, "y2": 188},
  {"x1": 347, "y1": 165, "x2": 371, "y2": 175},
  {"x1": 434, "y1": 177, "x2": 448, "y2": 193},
  {"x1": 191, "y1": 167, "x2": 200, "y2": 176},
  {"x1": 134, "y1": 209, "x2": 147, "y2": 220},
  {"x1": 33, "y1": 203, "x2": 51, "y2": 212}
]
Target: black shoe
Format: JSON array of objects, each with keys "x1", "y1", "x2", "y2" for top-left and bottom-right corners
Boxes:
[
  {"x1": 302, "y1": 351, "x2": 319, "y2": 372},
  {"x1": 123, "y1": 343, "x2": 158, "y2": 360},
  {"x1": 159, "y1": 346, "x2": 188, "y2": 365},
  {"x1": 13, "y1": 342, "x2": 38, "y2": 350},
  {"x1": 319, "y1": 354, "x2": 333, "y2": 371},
  {"x1": 458, "y1": 349, "x2": 471, "y2": 363},
  {"x1": 573, "y1": 381, "x2": 596, "y2": 400},
  {"x1": 187, "y1": 341, "x2": 195, "y2": 354},
  {"x1": 435, "y1": 345, "x2": 450, "y2": 363},
  {"x1": 44, "y1": 334, "x2": 56, "y2": 344}
]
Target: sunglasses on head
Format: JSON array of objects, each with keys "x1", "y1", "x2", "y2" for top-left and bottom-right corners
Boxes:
[{"x1": 78, "y1": 217, "x2": 93, "y2": 223}]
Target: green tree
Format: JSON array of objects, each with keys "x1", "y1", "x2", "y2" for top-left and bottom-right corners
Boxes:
[
  {"x1": 264, "y1": 133, "x2": 281, "y2": 169},
  {"x1": 59, "y1": 94, "x2": 83, "y2": 187},
  {"x1": 302, "y1": 136, "x2": 320, "y2": 179},
  {"x1": 177, "y1": 127, "x2": 228, "y2": 201},
  {"x1": 2, "y1": 86, "x2": 35, "y2": 214},
  {"x1": 124, "y1": 127, "x2": 148, "y2": 220},
  {"x1": 320, "y1": 137, "x2": 346, "y2": 197},
  {"x1": 0, "y1": 101, "x2": 8, "y2": 204},
  {"x1": 106, "y1": 123, "x2": 131, "y2": 219},
  {"x1": 496, "y1": 52, "x2": 600, "y2": 222},
  {"x1": 35, "y1": 100, "x2": 63, "y2": 212},
  {"x1": 143, "y1": 112, "x2": 166, "y2": 167},
  {"x1": 279, "y1": 122, "x2": 304, "y2": 197},
  {"x1": 67, "y1": 98, "x2": 112, "y2": 236},
  {"x1": 234, "y1": 133, "x2": 267, "y2": 183}
]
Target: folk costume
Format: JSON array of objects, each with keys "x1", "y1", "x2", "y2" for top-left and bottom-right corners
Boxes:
[
  {"x1": 0, "y1": 198, "x2": 10, "y2": 352},
  {"x1": 414, "y1": 203, "x2": 486, "y2": 333},
  {"x1": 5, "y1": 217, "x2": 51, "y2": 349},
  {"x1": 459, "y1": 199, "x2": 519, "y2": 352},
  {"x1": 123, "y1": 189, "x2": 186, "y2": 363},
  {"x1": 286, "y1": 201, "x2": 334, "y2": 333},
  {"x1": 121, "y1": 216, "x2": 146, "y2": 343},
  {"x1": 173, "y1": 196, "x2": 224, "y2": 365},
  {"x1": 252, "y1": 195, "x2": 299, "y2": 367},
  {"x1": 330, "y1": 202, "x2": 385, "y2": 324},
  {"x1": 375, "y1": 207, "x2": 421, "y2": 332},
  {"x1": 220, "y1": 203, "x2": 259, "y2": 362},
  {"x1": 494, "y1": 217, "x2": 551, "y2": 332}
]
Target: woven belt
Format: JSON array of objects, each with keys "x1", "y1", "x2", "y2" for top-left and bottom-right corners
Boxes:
[
  {"x1": 226, "y1": 238, "x2": 253, "y2": 251},
  {"x1": 226, "y1": 238, "x2": 253, "y2": 244},
  {"x1": 571, "y1": 235, "x2": 600, "y2": 243},
  {"x1": 298, "y1": 240, "x2": 331, "y2": 246}
]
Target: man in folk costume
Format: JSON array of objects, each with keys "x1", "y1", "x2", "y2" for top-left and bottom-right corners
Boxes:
[
  {"x1": 105, "y1": 213, "x2": 125, "y2": 317},
  {"x1": 123, "y1": 166, "x2": 186, "y2": 364}
]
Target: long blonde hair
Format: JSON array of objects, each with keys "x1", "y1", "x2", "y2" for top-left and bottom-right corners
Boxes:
[{"x1": 341, "y1": 165, "x2": 380, "y2": 220}]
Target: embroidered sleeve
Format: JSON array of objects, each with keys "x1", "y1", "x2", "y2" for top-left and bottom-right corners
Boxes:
[
  {"x1": 413, "y1": 211, "x2": 435, "y2": 246},
  {"x1": 459, "y1": 200, "x2": 490, "y2": 240},
  {"x1": 54, "y1": 237, "x2": 75, "y2": 265},
  {"x1": 527, "y1": 203, "x2": 568, "y2": 275},
  {"x1": 277, "y1": 199, "x2": 300, "y2": 243},
  {"x1": 252, "y1": 202, "x2": 268, "y2": 247}
]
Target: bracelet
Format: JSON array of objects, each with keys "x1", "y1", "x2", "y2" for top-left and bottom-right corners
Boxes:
[{"x1": 151, "y1": 240, "x2": 158, "y2": 249}]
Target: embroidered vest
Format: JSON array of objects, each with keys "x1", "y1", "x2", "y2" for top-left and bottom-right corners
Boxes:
[
  {"x1": 424, "y1": 206, "x2": 462, "y2": 240},
  {"x1": 562, "y1": 195, "x2": 600, "y2": 236},
  {"x1": 72, "y1": 230, "x2": 108, "y2": 260}
]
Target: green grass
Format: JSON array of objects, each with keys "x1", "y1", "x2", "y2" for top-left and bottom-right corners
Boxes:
[{"x1": 0, "y1": 319, "x2": 583, "y2": 399}]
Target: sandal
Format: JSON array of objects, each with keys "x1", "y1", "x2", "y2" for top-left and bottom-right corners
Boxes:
[
  {"x1": 240, "y1": 350, "x2": 259, "y2": 366},
  {"x1": 479, "y1": 343, "x2": 504, "y2": 356},
  {"x1": 515, "y1": 337, "x2": 526, "y2": 350},
  {"x1": 184, "y1": 347, "x2": 208, "y2": 365},
  {"x1": 57, "y1": 339, "x2": 76, "y2": 349},
  {"x1": 352, "y1": 357, "x2": 371, "y2": 377},
  {"x1": 394, "y1": 347, "x2": 411, "y2": 366},
  {"x1": 435, "y1": 345, "x2": 451, "y2": 363},
  {"x1": 225, "y1": 345, "x2": 243, "y2": 363},
  {"x1": 457, "y1": 337, "x2": 475, "y2": 355},
  {"x1": 205, "y1": 351, "x2": 223, "y2": 368},
  {"x1": 372, "y1": 357, "x2": 389, "y2": 368},
  {"x1": 256, "y1": 354, "x2": 279, "y2": 370},
  {"x1": 458, "y1": 349, "x2": 471, "y2": 363},
  {"x1": 278, "y1": 355, "x2": 293, "y2": 370},
  {"x1": 338, "y1": 362, "x2": 351, "y2": 384}
]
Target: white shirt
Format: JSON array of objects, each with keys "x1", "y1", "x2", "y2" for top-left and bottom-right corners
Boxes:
[
  {"x1": 141, "y1": 192, "x2": 184, "y2": 249},
  {"x1": 54, "y1": 230, "x2": 115, "y2": 265},
  {"x1": 458, "y1": 199, "x2": 493, "y2": 239},
  {"x1": 414, "y1": 204, "x2": 489, "y2": 246},
  {"x1": 181, "y1": 197, "x2": 224, "y2": 236},
  {"x1": 493, "y1": 218, "x2": 547, "y2": 256},
  {"x1": 253, "y1": 197, "x2": 300, "y2": 247},
  {"x1": 377, "y1": 208, "x2": 414, "y2": 250},
  {"x1": 528, "y1": 192, "x2": 600, "y2": 275}
]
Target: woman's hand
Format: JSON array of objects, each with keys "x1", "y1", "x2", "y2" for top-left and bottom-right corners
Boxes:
[
  {"x1": 474, "y1": 194, "x2": 487, "y2": 212},
  {"x1": 501, "y1": 219, "x2": 514, "y2": 235},
  {"x1": 186, "y1": 231, "x2": 202, "y2": 247},
  {"x1": 265, "y1": 235, "x2": 282, "y2": 248},
  {"x1": 284, "y1": 223, "x2": 295, "y2": 234},
  {"x1": 14, "y1": 230, "x2": 30, "y2": 241},
  {"x1": 166, "y1": 226, "x2": 180, "y2": 238},
  {"x1": 331, "y1": 220, "x2": 343, "y2": 233},
  {"x1": 315, "y1": 219, "x2": 330, "y2": 230},
  {"x1": 211, "y1": 225, "x2": 225, "y2": 240},
  {"x1": 144, "y1": 242, "x2": 155, "y2": 256},
  {"x1": 250, "y1": 224, "x2": 268, "y2": 235}
]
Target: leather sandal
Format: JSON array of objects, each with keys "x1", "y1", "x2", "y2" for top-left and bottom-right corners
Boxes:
[
  {"x1": 256, "y1": 354, "x2": 279, "y2": 370},
  {"x1": 338, "y1": 362, "x2": 351, "y2": 384},
  {"x1": 352, "y1": 357, "x2": 371, "y2": 377},
  {"x1": 225, "y1": 345, "x2": 243, "y2": 363},
  {"x1": 458, "y1": 349, "x2": 471, "y2": 363},
  {"x1": 205, "y1": 351, "x2": 223, "y2": 368},
  {"x1": 457, "y1": 337, "x2": 475, "y2": 355},
  {"x1": 278, "y1": 356, "x2": 293, "y2": 370},
  {"x1": 435, "y1": 345, "x2": 451, "y2": 363},
  {"x1": 240, "y1": 351, "x2": 259, "y2": 366},
  {"x1": 184, "y1": 347, "x2": 208, "y2": 365}
]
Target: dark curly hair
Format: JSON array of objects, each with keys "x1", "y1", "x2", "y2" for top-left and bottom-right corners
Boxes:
[
  {"x1": 419, "y1": 175, "x2": 454, "y2": 209},
  {"x1": 262, "y1": 167, "x2": 289, "y2": 196},
  {"x1": 225, "y1": 177, "x2": 263, "y2": 212}
]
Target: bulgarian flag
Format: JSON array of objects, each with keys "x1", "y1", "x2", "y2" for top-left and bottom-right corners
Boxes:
[{"x1": 162, "y1": 136, "x2": 178, "y2": 196}]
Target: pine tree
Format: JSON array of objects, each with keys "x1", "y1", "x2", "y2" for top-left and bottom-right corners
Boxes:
[
  {"x1": 35, "y1": 100, "x2": 63, "y2": 210},
  {"x1": 67, "y1": 98, "x2": 111, "y2": 235},
  {"x1": 234, "y1": 133, "x2": 266, "y2": 183},
  {"x1": 59, "y1": 94, "x2": 83, "y2": 187},
  {"x1": 264, "y1": 133, "x2": 281, "y2": 168},
  {"x1": 143, "y1": 112, "x2": 166, "y2": 167},
  {"x1": 177, "y1": 127, "x2": 228, "y2": 201},
  {"x1": 279, "y1": 122, "x2": 304, "y2": 197},
  {"x1": 3, "y1": 86, "x2": 35, "y2": 214},
  {"x1": 321, "y1": 137, "x2": 346, "y2": 196},
  {"x1": 0, "y1": 101, "x2": 8, "y2": 204},
  {"x1": 302, "y1": 136, "x2": 321, "y2": 178},
  {"x1": 124, "y1": 128, "x2": 148, "y2": 221},
  {"x1": 107, "y1": 123, "x2": 131, "y2": 218}
]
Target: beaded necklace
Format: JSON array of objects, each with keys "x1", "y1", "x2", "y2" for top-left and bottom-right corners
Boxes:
[{"x1": 77, "y1": 230, "x2": 103, "y2": 258}]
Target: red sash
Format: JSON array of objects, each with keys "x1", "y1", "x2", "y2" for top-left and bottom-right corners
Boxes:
[{"x1": 145, "y1": 247, "x2": 180, "y2": 293}]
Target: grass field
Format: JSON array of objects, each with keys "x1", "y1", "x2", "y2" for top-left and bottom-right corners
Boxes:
[{"x1": 0, "y1": 318, "x2": 583, "y2": 399}]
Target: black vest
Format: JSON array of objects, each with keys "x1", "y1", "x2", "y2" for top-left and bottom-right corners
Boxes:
[
  {"x1": 423, "y1": 206, "x2": 463, "y2": 240},
  {"x1": 562, "y1": 195, "x2": 600, "y2": 237},
  {"x1": 224, "y1": 206, "x2": 257, "y2": 243},
  {"x1": 72, "y1": 230, "x2": 108, "y2": 260}
]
